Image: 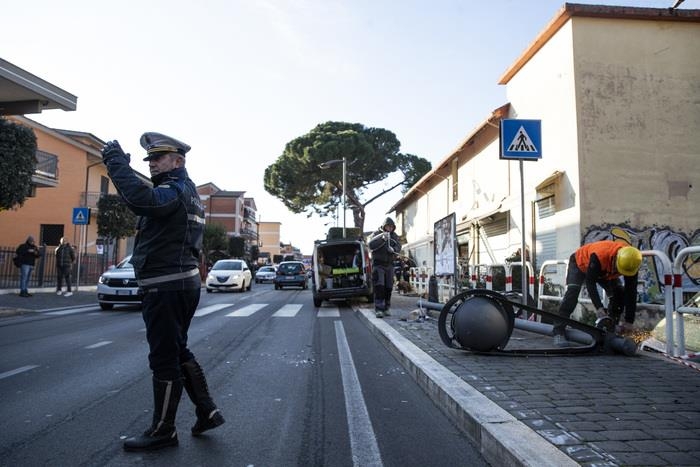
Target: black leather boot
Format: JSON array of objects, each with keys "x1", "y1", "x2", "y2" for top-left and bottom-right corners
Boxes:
[
  {"x1": 181, "y1": 359, "x2": 225, "y2": 435},
  {"x1": 123, "y1": 377, "x2": 183, "y2": 452}
]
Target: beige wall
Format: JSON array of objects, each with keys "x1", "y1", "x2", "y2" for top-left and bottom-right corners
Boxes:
[
  {"x1": 573, "y1": 18, "x2": 700, "y2": 233},
  {"x1": 259, "y1": 221, "x2": 281, "y2": 259}
]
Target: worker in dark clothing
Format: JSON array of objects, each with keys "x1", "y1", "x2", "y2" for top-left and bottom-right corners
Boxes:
[
  {"x1": 102, "y1": 132, "x2": 224, "y2": 452},
  {"x1": 553, "y1": 240, "x2": 643, "y2": 347},
  {"x1": 16, "y1": 235, "x2": 40, "y2": 297},
  {"x1": 369, "y1": 217, "x2": 401, "y2": 318}
]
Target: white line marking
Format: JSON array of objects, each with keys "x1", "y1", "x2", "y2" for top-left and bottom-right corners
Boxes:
[
  {"x1": 85, "y1": 341, "x2": 112, "y2": 349},
  {"x1": 226, "y1": 304, "x2": 267, "y2": 317},
  {"x1": 45, "y1": 307, "x2": 98, "y2": 316},
  {"x1": 195, "y1": 303, "x2": 233, "y2": 317},
  {"x1": 272, "y1": 304, "x2": 303, "y2": 317},
  {"x1": 0, "y1": 365, "x2": 39, "y2": 380},
  {"x1": 317, "y1": 308, "x2": 340, "y2": 318},
  {"x1": 0, "y1": 365, "x2": 39, "y2": 379},
  {"x1": 334, "y1": 321, "x2": 383, "y2": 467}
]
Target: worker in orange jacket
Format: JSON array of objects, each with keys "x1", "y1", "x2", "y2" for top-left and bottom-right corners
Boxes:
[{"x1": 553, "y1": 240, "x2": 643, "y2": 347}]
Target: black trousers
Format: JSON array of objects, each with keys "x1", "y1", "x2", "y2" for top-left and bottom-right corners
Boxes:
[
  {"x1": 142, "y1": 288, "x2": 200, "y2": 380},
  {"x1": 373, "y1": 263, "x2": 394, "y2": 310},
  {"x1": 554, "y1": 254, "x2": 624, "y2": 335}
]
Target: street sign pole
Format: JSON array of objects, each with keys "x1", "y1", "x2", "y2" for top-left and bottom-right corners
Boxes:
[{"x1": 499, "y1": 119, "x2": 542, "y2": 313}]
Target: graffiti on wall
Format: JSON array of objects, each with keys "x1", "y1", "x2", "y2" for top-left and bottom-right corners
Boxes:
[{"x1": 583, "y1": 225, "x2": 700, "y2": 300}]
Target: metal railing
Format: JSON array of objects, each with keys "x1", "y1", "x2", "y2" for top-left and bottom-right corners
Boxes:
[{"x1": 0, "y1": 246, "x2": 107, "y2": 292}]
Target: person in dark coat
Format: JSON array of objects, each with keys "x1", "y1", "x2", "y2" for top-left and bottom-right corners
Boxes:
[
  {"x1": 368, "y1": 217, "x2": 401, "y2": 317},
  {"x1": 55, "y1": 237, "x2": 75, "y2": 297},
  {"x1": 102, "y1": 132, "x2": 224, "y2": 452},
  {"x1": 16, "y1": 235, "x2": 40, "y2": 297}
]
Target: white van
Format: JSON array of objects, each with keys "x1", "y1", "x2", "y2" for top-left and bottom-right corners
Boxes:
[{"x1": 311, "y1": 228, "x2": 373, "y2": 307}]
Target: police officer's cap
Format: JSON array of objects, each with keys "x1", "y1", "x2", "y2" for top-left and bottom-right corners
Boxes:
[{"x1": 140, "y1": 132, "x2": 191, "y2": 161}]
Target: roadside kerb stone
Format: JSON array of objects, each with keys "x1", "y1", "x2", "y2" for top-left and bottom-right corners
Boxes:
[{"x1": 357, "y1": 307, "x2": 578, "y2": 467}]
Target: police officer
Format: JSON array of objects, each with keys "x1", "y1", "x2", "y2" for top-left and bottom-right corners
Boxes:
[
  {"x1": 553, "y1": 240, "x2": 643, "y2": 347},
  {"x1": 369, "y1": 217, "x2": 401, "y2": 317},
  {"x1": 102, "y1": 132, "x2": 224, "y2": 452}
]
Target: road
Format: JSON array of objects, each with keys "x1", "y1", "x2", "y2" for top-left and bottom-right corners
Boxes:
[{"x1": 0, "y1": 283, "x2": 487, "y2": 467}]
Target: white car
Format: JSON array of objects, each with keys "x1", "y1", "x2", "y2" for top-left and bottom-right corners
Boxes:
[
  {"x1": 206, "y1": 259, "x2": 252, "y2": 293},
  {"x1": 97, "y1": 255, "x2": 143, "y2": 310},
  {"x1": 255, "y1": 265, "x2": 277, "y2": 283}
]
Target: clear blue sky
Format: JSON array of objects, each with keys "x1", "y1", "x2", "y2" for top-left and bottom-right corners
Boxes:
[{"x1": 4, "y1": 0, "x2": 698, "y2": 254}]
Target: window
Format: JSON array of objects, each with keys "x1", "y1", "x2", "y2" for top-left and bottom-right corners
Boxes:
[
  {"x1": 40, "y1": 224, "x2": 64, "y2": 246},
  {"x1": 537, "y1": 195, "x2": 555, "y2": 219}
]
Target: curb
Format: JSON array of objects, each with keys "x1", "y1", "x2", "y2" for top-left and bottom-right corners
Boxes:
[{"x1": 356, "y1": 307, "x2": 578, "y2": 467}]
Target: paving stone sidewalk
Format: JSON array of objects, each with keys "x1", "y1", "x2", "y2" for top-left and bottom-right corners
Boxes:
[{"x1": 358, "y1": 293, "x2": 700, "y2": 467}]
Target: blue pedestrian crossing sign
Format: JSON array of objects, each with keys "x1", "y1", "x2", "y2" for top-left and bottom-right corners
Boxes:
[
  {"x1": 72, "y1": 207, "x2": 91, "y2": 225},
  {"x1": 500, "y1": 119, "x2": 542, "y2": 160}
]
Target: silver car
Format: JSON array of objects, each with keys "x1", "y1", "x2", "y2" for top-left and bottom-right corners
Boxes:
[
  {"x1": 97, "y1": 255, "x2": 143, "y2": 310},
  {"x1": 255, "y1": 265, "x2": 277, "y2": 283}
]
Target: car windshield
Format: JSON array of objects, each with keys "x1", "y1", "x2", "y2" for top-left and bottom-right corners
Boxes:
[
  {"x1": 259, "y1": 267, "x2": 275, "y2": 273},
  {"x1": 213, "y1": 261, "x2": 242, "y2": 271},
  {"x1": 116, "y1": 257, "x2": 134, "y2": 270}
]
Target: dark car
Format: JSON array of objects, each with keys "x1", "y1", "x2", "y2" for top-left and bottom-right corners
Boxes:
[{"x1": 274, "y1": 261, "x2": 308, "y2": 290}]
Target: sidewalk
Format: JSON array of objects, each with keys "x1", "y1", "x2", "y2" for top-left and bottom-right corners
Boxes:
[
  {"x1": 354, "y1": 293, "x2": 700, "y2": 467},
  {"x1": 0, "y1": 287, "x2": 98, "y2": 317}
]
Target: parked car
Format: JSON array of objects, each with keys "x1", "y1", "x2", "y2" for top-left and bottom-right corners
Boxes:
[
  {"x1": 311, "y1": 227, "x2": 373, "y2": 307},
  {"x1": 255, "y1": 265, "x2": 277, "y2": 283},
  {"x1": 97, "y1": 255, "x2": 143, "y2": 310},
  {"x1": 206, "y1": 259, "x2": 252, "y2": 293},
  {"x1": 274, "y1": 261, "x2": 308, "y2": 290}
]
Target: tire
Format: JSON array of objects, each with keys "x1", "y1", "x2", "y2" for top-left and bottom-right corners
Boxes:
[
  {"x1": 247, "y1": 280, "x2": 252, "y2": 291},
  {"x1": 206, "y1": 288, "x2": 212, "y2": 293},
  {"x1": 99, "y1": 303, "x2": 114, "y2": 311},
  {"x1": 313, "y1": 296, "x2": 322, "y2": 307}
]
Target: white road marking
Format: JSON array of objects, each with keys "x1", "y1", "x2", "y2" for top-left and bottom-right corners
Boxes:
[
  {"x1": 272, "y1": 304, "x2": 303, "y2": 317},
  {"x1": 85, "y1": 341, "x2": 112, "y2": 349},
  {"x1": 334, "y1": 321, "x2": 383, "y2": 467},
  {"x1": 317, "y1": 308, "x2": 340, "y2": 318},
  {"x1": 0, "y1": 365, "x2": 39, "y2": 380},
  {"x1": 195, "y1": 303, "x2": 233, "y2": 317},
  {"x1": 226, "y1": 304, "x2": 267, "y2": 317},
  {"x1": 45, "y1": 307, "x2": 98, "y2": 315}
]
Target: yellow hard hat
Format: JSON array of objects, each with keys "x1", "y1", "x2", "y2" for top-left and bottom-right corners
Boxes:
[{"x1": 616, "y1": 246, "x2": 642, "y2": 276}]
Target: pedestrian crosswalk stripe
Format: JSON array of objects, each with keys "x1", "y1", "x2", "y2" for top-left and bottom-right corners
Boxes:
[
  {"x1": 507, "y1": 125, "x2": 538, "y2": 152},
  {"x1": 226, "y1": 304, "x2": 268, "y2": 317},
  {"x1": 317, "y1": 309, "x2": 340, "y2": 318},
  {"x1": 272, "y1": 304, "x2": 303, "y2": 317},
  {"x1": 195, "y1": 303, "x2": 233, "y2": 317}
]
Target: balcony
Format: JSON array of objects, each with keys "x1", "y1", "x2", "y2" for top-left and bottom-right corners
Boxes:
[
  {"x1": 80, "y1": 191, "x2": 104, "y2": 209},
  {"x1": 31, "y1": 150, "x2": 58, "y2": 187}
]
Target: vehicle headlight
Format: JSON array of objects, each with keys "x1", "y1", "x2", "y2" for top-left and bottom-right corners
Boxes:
[{"x1": 98, "y1": 275, "x2": 106, "y2": 284}]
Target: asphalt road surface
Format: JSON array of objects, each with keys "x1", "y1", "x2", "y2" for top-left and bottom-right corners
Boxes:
[{"x1": 0, "y1": 283, "x2": 488, "y2": 467}]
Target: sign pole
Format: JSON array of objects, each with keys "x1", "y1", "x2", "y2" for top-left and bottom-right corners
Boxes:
[{"x1": 519, "y1": 160, "x2": 528, "y2": 314}]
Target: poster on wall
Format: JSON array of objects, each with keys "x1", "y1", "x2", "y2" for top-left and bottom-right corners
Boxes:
[{"x1": 434, "y1": 213, "x2": 456, "y2": 276}]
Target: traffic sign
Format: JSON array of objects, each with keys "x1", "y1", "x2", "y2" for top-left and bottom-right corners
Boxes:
[
  {"x1": 72, "y1": 207, "x2": 90, "y2": 225},
  {"x1": 500, "y1": 119, "x2": 542, "y2": 160}
]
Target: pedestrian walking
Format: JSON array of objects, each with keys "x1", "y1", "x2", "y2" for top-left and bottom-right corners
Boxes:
[
  {"x1": 369, "y1": 217, "x2": 401, "y2": 317},
  {"x1": 553, "y1": 240, "x2": 643, "y2": 347},
  {"x1": 15, "y1": 235, "x2": 40, "y2": 297},
  {"x1": 101, "y1": 132, "x2": 224, "y2": 452},
  {"x1": 55, "y1": 237, "x2": 75, "y2": 297}
]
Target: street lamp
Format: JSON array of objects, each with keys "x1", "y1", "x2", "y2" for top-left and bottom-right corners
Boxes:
[{"x1": 318, "y1": 156, "x2": 347, "y2": 238}]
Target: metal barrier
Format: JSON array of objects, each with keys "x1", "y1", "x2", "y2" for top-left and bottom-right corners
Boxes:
[
  {"x1": 504, "y1": 261, "x2": 535, "y2": 319},
  {"x1": 537, "y1": 259, "x2": 569, "y2": 309},
  {"x1": 409, "y1": 266, "x2": 432, "y2": 297},
  {"x1": 640, "y1": 250, "x2": 675, "y2": 356},
  {"x1": 672, "y1": 246, "x2": 700, "y2": 357}
]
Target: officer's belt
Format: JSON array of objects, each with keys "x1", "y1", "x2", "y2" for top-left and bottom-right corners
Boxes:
[{"x1": 138, "y1": 268, "x2": 199, "y2": 287}]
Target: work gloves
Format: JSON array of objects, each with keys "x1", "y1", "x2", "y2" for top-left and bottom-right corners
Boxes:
[{"x1": 101, "y1": 140, "x2": 131, "y2": 164}]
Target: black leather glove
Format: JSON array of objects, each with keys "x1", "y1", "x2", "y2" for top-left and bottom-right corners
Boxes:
[{"x1": 101, "y1": 140, "x2": 131, "y2": 164}]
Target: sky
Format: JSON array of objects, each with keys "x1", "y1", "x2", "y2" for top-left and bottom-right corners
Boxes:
[{"x1": 4, "y1": 0, "x2": 698, "y2": 255}]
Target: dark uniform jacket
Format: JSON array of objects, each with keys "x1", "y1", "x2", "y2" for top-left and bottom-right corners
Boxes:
[
  {"x1": 368, "y1": 230, "x2": 401, "y2": 266},
  {"x1": 104, "y1": 158, "x2": 205, "y2": 291}
]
